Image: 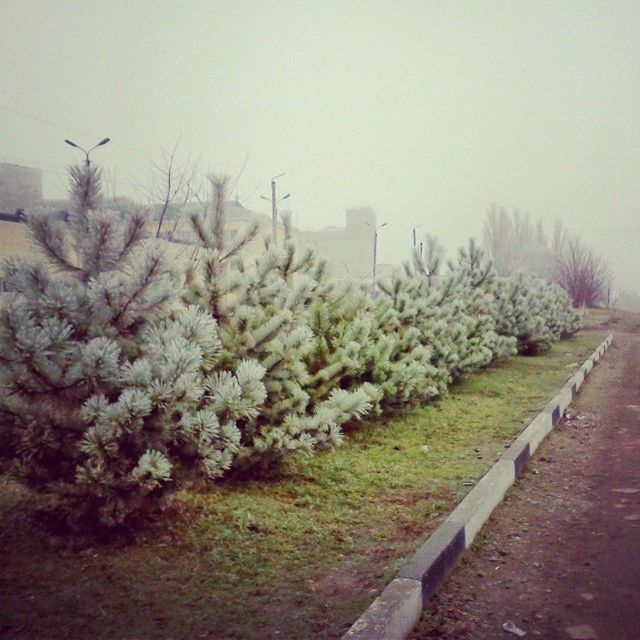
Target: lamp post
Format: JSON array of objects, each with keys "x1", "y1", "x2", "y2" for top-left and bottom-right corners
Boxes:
[
  {"x1": 412, "y1": 224, "x2": 422, "y2": 248},
  {"x1": 260, "y1": 173, "x2": 289, "y2": 247},
  {"x1": 366, "y1": 221, "x2": 387, "y2": 293},
  {"x1": 64, "y1": 137, "x2": 110, "y2": 166}
]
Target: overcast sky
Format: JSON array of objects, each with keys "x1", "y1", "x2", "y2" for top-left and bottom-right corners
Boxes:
[{"x1": 1, "y1": 1, "x2": 639, "y2": 291}]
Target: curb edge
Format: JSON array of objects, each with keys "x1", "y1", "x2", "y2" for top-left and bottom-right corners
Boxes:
[{"x1": 342, "y1": 333, "x2": 613, "y2": 640}]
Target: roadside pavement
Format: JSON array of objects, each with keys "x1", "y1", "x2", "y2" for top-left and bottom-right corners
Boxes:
[{"x1": 412, "y1": 314, "x2": 640, "y2": 640}]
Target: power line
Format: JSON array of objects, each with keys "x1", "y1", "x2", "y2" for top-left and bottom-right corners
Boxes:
[{"x1": 0, "y1": 104, "x2": 150, "y2": 159}]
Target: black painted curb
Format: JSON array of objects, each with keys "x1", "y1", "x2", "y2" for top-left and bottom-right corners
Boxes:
[{"x1": 342, "y1": 333, "x2": 613, "y2": 640}]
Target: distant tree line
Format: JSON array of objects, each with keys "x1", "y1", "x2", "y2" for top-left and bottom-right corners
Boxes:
[{"x1": 483, "y1": 205, "x2": 613, "y2": 308}]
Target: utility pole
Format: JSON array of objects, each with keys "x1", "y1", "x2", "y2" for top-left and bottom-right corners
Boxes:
[
  {"x1": 367, "y1": 222, "x2": 388, "y2": 293},
  {"x1": 261, "y1": 173, "x2": 289, "y2": 247},
  {"x1": 412, "y1": 224, "x2": 422, "y2": 248},
  {"x1": 271, "y1": 178, "x2": 277, "y2": 243},
  {"x1": 373, "y1": 227, "x2": 378, "y2": 288}
]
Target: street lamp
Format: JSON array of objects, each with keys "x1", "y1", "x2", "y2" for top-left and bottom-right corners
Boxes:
[
  {"x1": 412, "y1": 224, "x2": 423, "y2": 248},
  {"x1": 64, "y1": 137, "x2": 110, "y2": 166},
  {"x1": 366, "y1": 221, "x2": 388, "y2": 293},
  {"x1": 260, "y1": 173, "x2": 289, "y2": 247}
]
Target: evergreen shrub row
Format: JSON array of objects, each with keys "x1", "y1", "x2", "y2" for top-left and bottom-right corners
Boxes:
[{"x1": 0, "y1": 166, "x2": 580, "y2": 529}]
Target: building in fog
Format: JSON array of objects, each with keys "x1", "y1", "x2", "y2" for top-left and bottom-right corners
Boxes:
[
  {"x1": 0, "y1": 161, "x2": 381, "y2": 286},
  {"x1": 0, "y1": 163, "x2": 43, "y2": 215},
  {"x1": 0, "y1": 213, "x2": 31, "y2": 269},
  {"x1": 159, "y1": 200, "x2": 377, "y2": 280},
  {"x1": 297, "y1": 206, "x2": 376, "y2": 280},
  {"x1": 0, "y1": 164, "x2": 42, "y2": 275}
]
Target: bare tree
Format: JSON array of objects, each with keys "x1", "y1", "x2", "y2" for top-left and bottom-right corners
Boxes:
[
  {"x1": 554, "y1": 236, "x2": 611, "y2": 308},
  {"x1": 134, "y1": 139, "x2": 204, "y2": 239},
  {"x1": 483, "y1": 205, "x2": 552, "y2": 277},
  {"x1": 483, "y1": 204, "x2": 515, "y2": 275},
  {"x1": 483, "y1": 206, "x2": 613, "y2": 307},
  {"x1": 551, "y1": 219, "x2": 568, "y2": 256}
]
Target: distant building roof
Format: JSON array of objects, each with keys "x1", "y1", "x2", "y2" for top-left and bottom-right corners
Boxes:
[{"x1": 225, "y1": 200, "x2": 258, "y2": 219}]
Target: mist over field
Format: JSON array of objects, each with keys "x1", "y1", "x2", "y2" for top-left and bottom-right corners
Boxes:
[{"x1": 1, "y1": 0, "x2": 639, "y2": 295}]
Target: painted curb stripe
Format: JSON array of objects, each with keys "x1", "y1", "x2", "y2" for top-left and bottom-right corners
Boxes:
[
  {"x1": 503, "y1": 439, "x2": 531, "y2": 478},
  {"x1": 342, "y1": 333, "x2": 613, "y2": 640},
  {"x1": 397, "y1": 521, "x2": 466, "y2": 600}
]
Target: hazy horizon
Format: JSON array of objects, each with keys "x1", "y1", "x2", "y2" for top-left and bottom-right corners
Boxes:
[{"x1": 1, "y1": 1, "x2": 639, "y2": 292}]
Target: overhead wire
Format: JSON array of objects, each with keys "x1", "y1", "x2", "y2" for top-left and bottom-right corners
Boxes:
[{"x1": 0, "y1": 104, "x2": 151, "y2": 159}]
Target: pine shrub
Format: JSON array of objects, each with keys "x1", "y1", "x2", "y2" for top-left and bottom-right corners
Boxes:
[{"x1": 0, "y1": 166, "x2": 266, "y2": 528}]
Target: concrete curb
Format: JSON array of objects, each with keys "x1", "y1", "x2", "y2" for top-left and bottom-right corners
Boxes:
[{"x1": 342, "y1": 333, "x2": 613, "y2": 640}]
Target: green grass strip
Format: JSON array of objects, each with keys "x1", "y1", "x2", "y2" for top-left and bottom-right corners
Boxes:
[{"x1": 0, "y1": 332, "x2": 603, "y2": 640}]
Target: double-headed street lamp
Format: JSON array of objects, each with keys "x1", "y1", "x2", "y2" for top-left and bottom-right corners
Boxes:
[
  {"x1": 366, "y1": 221, "x2": 388, "y2": 293},
  {"x1": 64, "y1": 137, "x2": 110, "y2": 166},
  {"x1": 260, "y1": 173, "x2": 289, "y2": 247}
]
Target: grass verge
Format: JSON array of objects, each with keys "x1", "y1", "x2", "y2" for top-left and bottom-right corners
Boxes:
[{"x1": 0, "y1": 332, "x2": 604, "y2": 640}]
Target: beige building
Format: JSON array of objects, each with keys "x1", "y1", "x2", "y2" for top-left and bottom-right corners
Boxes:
[
  {"x1": 0, "y1": 161, "x2": 380, "y2": 283},
  {"x1": 0, "y1": 164, "x2": 42, "y2": 215},
  {"x1": 0, "y1": 164, "x2": 380, "y2": 287},
  {"x1": 0, "y1": 164, "x2": 42, "y2": 289},
  {"x1": 295, "y1": 206, "x2": 376, "y2": 280},
  {"x1": 0, "y1": 215, "x2": 32, "y2": 260}
]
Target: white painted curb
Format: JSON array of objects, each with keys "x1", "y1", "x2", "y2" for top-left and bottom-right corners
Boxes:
[{"x1": 342, "y1": 333, "x2": 613, "y2": 640}]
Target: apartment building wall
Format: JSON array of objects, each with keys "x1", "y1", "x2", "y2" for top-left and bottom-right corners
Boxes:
[{"x1": 0, "y1": 164, "x2": 43, "y2": 214}]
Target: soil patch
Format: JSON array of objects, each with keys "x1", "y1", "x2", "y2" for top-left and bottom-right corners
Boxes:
[{"x1": 412, "y1": 313, "x2": 640, "y2": 640}]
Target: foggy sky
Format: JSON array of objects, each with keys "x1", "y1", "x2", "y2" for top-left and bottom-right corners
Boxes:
[{"x1": 1, "y1": 1, "x2": 639, "y2": 292}]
